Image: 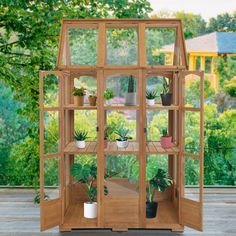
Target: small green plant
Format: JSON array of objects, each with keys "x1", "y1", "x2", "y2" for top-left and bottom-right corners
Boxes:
[
  {"x1": 130, "y1": 162, "x2": 172, "y2": 203},
  {"x1": 115, "y1": 128, "x2": 132, "y2": 141},
  {"x1": 161, "y1": 77, "x2": 169, "y2": 94},
  {"x1": 71, "y1": 162, "x2": 108, "y2": 202},
  {"x1": 34, "y1": 190, "x2": 49, "y2": 204},
  {"x1": 89, "y1": 90, "x2": 97, "y2": 97},
  {"x1": 127, "y1": 75, "x2": 136, "y2": 93},
  {"x1": 74, "y1": 130, "x2": 88, "y2": 141},
  {"x1": 146, "y1": 89, "x2": 158, "y2": 99},
  {"x1": 162, "y1": 128, "x2": 168, "y2": 137},
  {"x1": 73, "y1": 87, "x2": 86, "y2": 96},
  {"x1": 104, "y1": 89, "x2": 114, "y2": 100},
  {"x1": 104, "y1": 126, "x2": 112, "y2": 139}
]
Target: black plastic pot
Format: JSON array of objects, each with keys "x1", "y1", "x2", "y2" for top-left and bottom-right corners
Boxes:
[
  {"x1": 146, "y1": 201, "x2": 158, "y2": 218},
  {"x1": 161, "y1": 93, "x2": 172, "y2": 106}
]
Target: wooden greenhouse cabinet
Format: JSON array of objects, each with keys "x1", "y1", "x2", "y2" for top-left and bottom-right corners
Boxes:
[{"x1": 40, "y1": 19, "x2": 204, "y2": 232}]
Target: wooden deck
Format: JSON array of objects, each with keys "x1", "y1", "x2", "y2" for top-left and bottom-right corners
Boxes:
[{"x1": 0, "y1": 188, "x2": 235, "y2": 235}]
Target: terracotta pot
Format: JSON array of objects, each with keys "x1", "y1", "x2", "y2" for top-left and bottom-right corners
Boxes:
[
  {"x1": 88, "y1": 96, "x2": 97, "y2": 106},
  {"x1": 160, "y1": 136, "x2": 172, "y2": 148},
  {"x1": 74, "y1": 96, "x2": 84, "y2": 106}
]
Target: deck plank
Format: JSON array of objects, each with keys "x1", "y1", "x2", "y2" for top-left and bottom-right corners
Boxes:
[{"x1": 0, "y1": 188, "x2": 235, "y2": 235}]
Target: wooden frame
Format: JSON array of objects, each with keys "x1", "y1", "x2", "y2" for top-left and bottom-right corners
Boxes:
[{"x1": 40, "y1": 19, "x2": 203, "y2": 233}]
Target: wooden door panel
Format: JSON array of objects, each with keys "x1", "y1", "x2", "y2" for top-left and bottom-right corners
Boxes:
[
  {"x1": 41, "y1": 199, "x2": 62, "y2": 231},
  {"x1": 180, "y1": 71, "x2": 204, "y2": 231}
]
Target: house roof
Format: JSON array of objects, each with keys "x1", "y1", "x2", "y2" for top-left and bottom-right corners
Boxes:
[{"x1": 162, "y1": 32, "x2": 236, "y2": 54}]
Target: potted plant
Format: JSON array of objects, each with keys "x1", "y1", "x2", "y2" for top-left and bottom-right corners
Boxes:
[
  {"x1": 130, "y1": 163, "x2": 172, "y2": 218},
  {"x1": 160, "y1": 128, "x2": 172, "y2": 148},
  {"x1": 73, "y1": 87, "x2": 86, "y2": 106},
  {"x1": 74, "y1": 130, "x2": 88, "y2": 149},
  {"x1": 88, "y1": 90, "x2": 97, "y2": 106},
  {"x1": 146, "y1": 89, "x2": 158, "y2": 106},
  {"x1": 71, "y1": 162, "x2": 108, "y2": 219},
  {"x1": 125, "y1": 75, "x2": 136, "y2": 106},
  {"x1": 104, "y1": 89, "x2": 114, "y2": 105},
  {"x1": 115, "y1": 128, "x2": 132, "y2": 148},
  {"x1": 160, "y1": 77, "x2": 172, "y2": 106}
]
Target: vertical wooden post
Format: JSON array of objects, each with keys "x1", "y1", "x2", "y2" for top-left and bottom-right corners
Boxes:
[
  {"x1": 138, "y1": 23, "x2": 146, "y2": 67},
  {"x1": 97, "y1": 23, "x2": 106, "y2": 67},
  {"x1": 97, "y1": 70, "x2": 105, "y2": 227}
]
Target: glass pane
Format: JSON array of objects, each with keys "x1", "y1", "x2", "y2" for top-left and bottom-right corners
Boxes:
[
  {"x1": 146, "y1": 110, "x2": 168, "y2": 141},
  {"x1": 146, "y1": 76, "x2": 173, "y2": 105},
  {"x1": 73, "y1": 76, "x2": 97, "y2": 105},
  {"x1": 147, "y1": 154, "x2": 168, "y2": 170},
  {"x1": 106, "y1": 110, "x2": 137, "y2": 141},
  {"x1": 146, "y1": 28, "x2": 176, "y2": 66},
  {"x1": 184, "y1": 74, "x2": 201, "y2": 108},
  {"x1": 104, "y1": 154, "x2": 139, "y2": 225},
  {"x1": 68, "y1": 28, "x2": 98, "y2": 65},
  {"x1": 106, "y1": 28, "x2": 138, "y2": 65},
  {"x1": 43, "y1": 74, "x2": 59, "y2": 107},
  {"x1": 205, "y1": 57, "x2": 212, "y2": 74},
  {"x1": 44, "y1": 156, "x2": 59, "y2": 200},
  {"x1": 106, "y1": 75, "x2": 138, "y2": 105},
  {"x1": 44, "y1": 111, "x2": 59, "y2": 154},
  {"x1": 74, "y1": 110, "x2": 97, "y2": 141},
  {"x1": 184, "y1": 111, "x2": 200, "y2": 154},
  {"x1": 184, "y1": 157, "x2": 200, "y2": 201}
]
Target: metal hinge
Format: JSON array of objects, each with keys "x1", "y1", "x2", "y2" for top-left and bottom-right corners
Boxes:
[
  {"x1": 144, "y1": 128, "x2": 147, "y2": 133},
  {"x1": 96, "y1": 126, "x2": 99, "y2": 132}
]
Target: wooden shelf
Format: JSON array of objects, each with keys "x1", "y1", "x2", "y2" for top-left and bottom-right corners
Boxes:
[
  {"x1": 64, "y1": 104, "x2": 97, "y2": 110},
  {"x1": 146, "y1": 200, "x2": 180, "y2": 229},
  {"x1": 105, "y1": 141, "x2": 139, "y2": 154},
  {"x1": 64, "y1": 141, "x2": 178, "y2": 155},
  {"x1": 104, "y1": 104, "x2": 139, "y2": 110},
  {"x1": 146, "y1": 104, "x2": 179, "y2": 110},
  {"x1": 62, "y1": 202, "x2": 97, "y2": 229},
  {"x1": 146, "y1": 141, "x2": 179, "y2": 154},
  {"x1": 64, "y1": 141, "x2": 97, "y2": 154}
]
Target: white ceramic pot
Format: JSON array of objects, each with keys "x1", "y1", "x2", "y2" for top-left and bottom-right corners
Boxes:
[
  {"x1": 116, "y1": 140, "x2": 128, "y2": 148},
  {"x1": 125, "y1": 92, "x2": 136, "y2": 106},
  {"x1": 147, "y1": 99, "x2": 155, "y2": 106},
  {"x1": 105, "y1": 99, "x2": 112, "y2": 105},
  {"x1": 84, "y1": 202, "x2": 97, "y2": 219},
  {"x1": 75, "y1": 140, "x2": 85, "y2": 149}
]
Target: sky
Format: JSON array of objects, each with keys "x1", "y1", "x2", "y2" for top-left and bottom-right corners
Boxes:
[{"x1": 148, "y1": 0, "x2": 236, "y2": 21}]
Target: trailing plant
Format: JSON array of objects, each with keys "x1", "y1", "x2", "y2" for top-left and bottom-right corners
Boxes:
[
  {"x1": 130, "y1": 162, "x2": 173, "y2": 203},
  {"x1": 71, "y1": 162, "x2": 108, "y2": 202},
  {"x1": 73, "y1": 87, "x2": 86, "y2": 96},
  {"x1": 127, "y1": 75, "x2": 136, "y2": 93},
  {"x1": 104, "y1": 89, "x2": 114, "y2": 100},
  {"x1": 74, "y1": 130, "x2": 88, "y2": 141},
  {"x1": 146, "y1": 89, "x2": 158, "y2": 99},
  {"x1": 162, "y1": 128, "x2": 168, "y2": 137},
  {"x1": 161, "y1": 77, "x2": 169, "y2": 94},
  {"x1": 115, "y1": 128, "x2": 132, "y2": 141}
]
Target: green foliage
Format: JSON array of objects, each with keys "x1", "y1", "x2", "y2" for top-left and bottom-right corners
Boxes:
[
  {"x1": 146, "y1": 89, "x2": 158, "y2": 99},
  {"x1": 162, "y1": 128, "x2": 168, "y2": 137},
  {"x1": 207, "y1": 12, "x2": 236, "y2": 32},
  {"x1": 161, "y1": 77, "x2": 169, "y2": 94},
  {"x1": 74, "y1": 130, "x2": 88, "y2": 141},
  {"x1": 73, "y1": 87, "x2": 86, "y2": 96},
  {"x1": 224, "y1": 77, "x2": 236, "y2": 97},
  {"x1": 71, "y1": 162, "x2": 97, "y2": 202},
  {"x1": 115, "y1": 128, "x2": 132, "y2": 141},
  {"x1": 127, "y1": 75, "x2": 135, "y2": 93},
  {"x1": 104, "y1": 89, "x2": 114, "y2": 100},
  {"x1": 131, "y1": 161, "x2": 172, "y2": 203}
]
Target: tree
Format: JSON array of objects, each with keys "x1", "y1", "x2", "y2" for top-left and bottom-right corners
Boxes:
[
  {"x1": 0, "y1": 0, "x2": 152, "y2": 187},
  {"x1": 173, "y1": 11, "x2": 207, "y2": 39},
  {"x1": 207, "y1": 12, "x2": 236, "y2": 32}
]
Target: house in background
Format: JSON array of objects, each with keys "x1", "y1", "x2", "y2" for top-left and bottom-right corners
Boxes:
[{"x1": 162, "y1": 32, "x2": 236, "y2": 91}]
